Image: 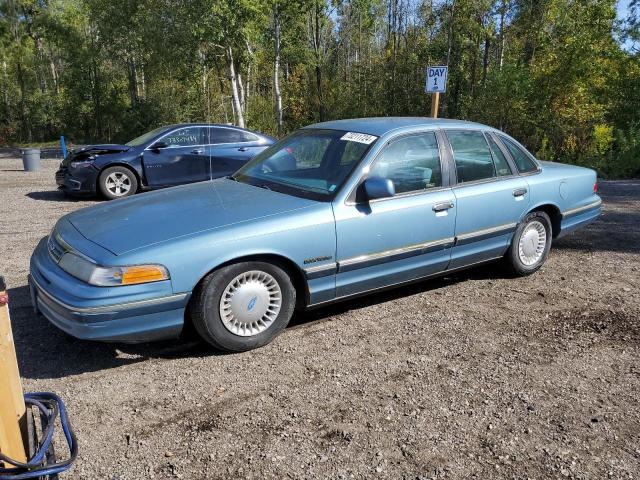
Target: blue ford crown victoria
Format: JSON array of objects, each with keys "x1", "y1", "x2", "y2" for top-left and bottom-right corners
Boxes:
[{"x1": 30, "y1": 118, "x2": 601, "y2": 352}]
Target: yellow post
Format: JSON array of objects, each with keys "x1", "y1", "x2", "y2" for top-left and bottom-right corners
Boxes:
[
  {"x1": 0, "y1": 278, "x2": 28, "y2": 467},
  {"x1": 430, "y1": 92, "x2": 440, "y2": 118}
]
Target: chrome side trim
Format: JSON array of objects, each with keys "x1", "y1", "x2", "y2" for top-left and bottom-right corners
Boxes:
[
  {"x1": 31, "y1": 275, "x2": 188, "y2": 314},
  {"x1": 303, "y1": 263, "x2": 338, "y2": 279},
  {"x1": 456, "y1": 222, "x2": 517, "y2": 243},
  {"x1": 562, "y1": 199, "x2": 602, "y2": 217},
  {"x1": 333, "y1": 224, "x2": 516, "y2": 275},
  {"x1": 338, "y1": 237, "x2": 455, "y2": 272},
  {"x1": 308, "y1": 255, "x2": 504, "y2": 308}
]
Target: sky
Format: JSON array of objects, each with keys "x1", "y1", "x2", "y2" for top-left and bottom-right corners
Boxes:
[
  {"x1": 617, "y1": 0, "x2": 631, "y2": 19},
  {"x1": 617, "y1": 0, "x2": 637, "y2": 51}
]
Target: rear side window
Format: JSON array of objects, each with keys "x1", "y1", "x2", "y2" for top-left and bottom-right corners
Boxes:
[
  {"x1": 446, "y1": 130, "x2": 496, "y2": 183},
  {"x1": 210, "y1": 127, "x2": 258, "y2": 144},
  {"x1": 369, "y1": 132, "x2": 442, "y2": 194},
  {"x1": 499, "y1": 136, "x2": 538, "y2": 173},
  {"x1": 486, "y1": 135, "x2": 512, "y2": 176}
]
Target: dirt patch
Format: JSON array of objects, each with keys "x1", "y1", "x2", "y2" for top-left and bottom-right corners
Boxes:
[
  {"x1": 1, "y1": 158, "x2": 639, "y2": 479},
  {"x1": 547, "y1": 308, "x2": 640, "y2": 344}
]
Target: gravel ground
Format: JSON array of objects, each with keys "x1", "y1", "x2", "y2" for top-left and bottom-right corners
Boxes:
[{"x1": 1, "y1": 157, "x2": 639, "y2": 480}]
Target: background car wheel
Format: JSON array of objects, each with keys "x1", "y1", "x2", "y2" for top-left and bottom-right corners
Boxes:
[
  {"x1": 504, "y1": 211, "x2": 552, "y2": 276},
  {"x1": 190, "y1": 261, "x2": 296, "y2": 352},
  {"x1": 98, "y1": 166, "x2": 138, "y2": 200}
]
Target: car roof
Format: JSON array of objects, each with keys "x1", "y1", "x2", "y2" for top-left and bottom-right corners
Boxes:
[
  {"x1": 303, "y1": 117, "x2": 495, "y2": 136},
  {"x1": 163, "y1": 123, "x2": 256, "y2": 131}
]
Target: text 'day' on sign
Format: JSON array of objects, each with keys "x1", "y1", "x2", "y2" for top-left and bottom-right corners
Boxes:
[{"x1": 425, "y1": 66, "x2": 448, "y2": 93}]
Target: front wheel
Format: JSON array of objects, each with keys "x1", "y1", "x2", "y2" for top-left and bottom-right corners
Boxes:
[
  {"x1": 98, "y1": 166, "x2": 138, "y2": 200},
  {"x1": 504, "y1": 211, "x2": 552, "y2": 276},
  {"x1": 190, "y1": 262, "x2": 296, "y2": 352}
]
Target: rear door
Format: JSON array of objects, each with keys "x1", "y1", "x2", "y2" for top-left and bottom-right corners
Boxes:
[
  {"x1": 444, "y1": 129, "x2": 530, "y2": 269},
  {"x1": 143, "y1": 126, "x2": 210, "y2": 186},
  {"x1": 207, "y1": 127, "x2": 268, "y2": 178}
]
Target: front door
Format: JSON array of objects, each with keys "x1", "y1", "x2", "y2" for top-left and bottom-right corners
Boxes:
[
  {"x1": 444, "y1": 129, "x2": 530, "y2": 269},
  {"x1": 143, "y1": 126, "x2": 210, "y2": 187},
  {"x1": 333, "y1": 131, "x2": 456, "y2": 298}
]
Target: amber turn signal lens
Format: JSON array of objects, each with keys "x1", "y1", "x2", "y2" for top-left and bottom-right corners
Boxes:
[{"x1": 120, "y1": 265, "x2": 169, "y2": 285}]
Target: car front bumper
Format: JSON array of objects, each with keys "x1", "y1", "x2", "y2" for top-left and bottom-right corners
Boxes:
[
  {"x1": 55, "y1": 165, "x2": 99, "y2": 194},
  {"x1": 29, "y1": 237, "x2": 189, "y2": 343}
]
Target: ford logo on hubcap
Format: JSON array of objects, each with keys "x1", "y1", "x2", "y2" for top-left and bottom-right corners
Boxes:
[{"x1": 247, "y1": 296, "x2": 257, "y2": 311}]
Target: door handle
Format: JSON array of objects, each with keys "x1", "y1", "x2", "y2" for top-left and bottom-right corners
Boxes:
[
  {"x1": 432, "y1": 202, "x2": 454, "y2": 212},
  {"x1": 512, "y1": 188, "x2": 528, "y2": 197},
  {"x1": 238, "y1": 147, "x2": 248, "y2": 152},
  {"x1": 191, "y1": 148, "x2": 204, "y2": 154}
]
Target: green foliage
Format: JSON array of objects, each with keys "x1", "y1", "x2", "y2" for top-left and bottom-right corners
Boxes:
[{"x1": 0, "y1": 0, "x2": 639, "y2": 177}]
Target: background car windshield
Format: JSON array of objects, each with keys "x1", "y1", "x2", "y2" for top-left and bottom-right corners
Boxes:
[
  {"x1": 233, "y1": 129, "x2": 376, "y2": 199},
  {"x1": 125, "y1": 126, "x2": 169, "y2": 147}
]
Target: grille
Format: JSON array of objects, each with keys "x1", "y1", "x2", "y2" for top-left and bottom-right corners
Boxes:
[
  {"x1": 47, "y1": 233, "x2": 67, "y2": 263},
  {"x1": 55, "y1": 167, "x2": 68, "y2": 180}
]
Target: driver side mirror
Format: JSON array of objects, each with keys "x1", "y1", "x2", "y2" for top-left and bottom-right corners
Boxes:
[
  {"x1": 363, "y1": 176, "x2": 395, "y2": 201},
  {"x1": 150, "y1": 141, "x2": 168, "y2": 151}
]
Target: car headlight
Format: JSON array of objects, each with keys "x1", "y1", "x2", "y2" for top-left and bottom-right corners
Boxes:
[
  {"x1": 58, "y1": 252, "x2": 169, "y2": 286},
  {"x1": 69, "y1": 159, "x2": 94, "y2": 169}
]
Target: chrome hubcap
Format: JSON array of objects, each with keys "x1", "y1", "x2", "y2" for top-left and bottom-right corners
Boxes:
[
  {"x1": 518, "y1": 220, "x2": 547, "y2": 266},
  {"x1": 105, "y1": 172, "x2": 131, "y2": 196},
  {"x1": 219, "y1": 271, "x2": 282, "y2": 337}
]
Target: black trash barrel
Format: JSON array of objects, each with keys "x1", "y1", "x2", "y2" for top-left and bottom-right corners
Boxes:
[{"x1": 21, "y1": 148, "x2": 41, "y2": 171}]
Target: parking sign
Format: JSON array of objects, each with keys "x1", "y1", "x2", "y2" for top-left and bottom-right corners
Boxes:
[{"x1": 425, "y1": 66, "x2": 448, "y2": 93}]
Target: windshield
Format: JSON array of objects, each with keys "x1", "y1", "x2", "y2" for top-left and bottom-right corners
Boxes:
[
  {"x1": 233, "y1": 129, "x2": 377, "y2": 200},
  {"x1": 125, "y1": 126, "x2": 170, "y2": 147}
]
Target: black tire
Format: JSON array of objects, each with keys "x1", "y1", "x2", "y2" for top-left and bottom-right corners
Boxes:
[
  {"x1": 504, "y1": 211, "x2": 552, "y2": 276},
  {"x1": 190, "y1": 262, "x2": 296, "y2": 352},
  {"x1": 98, "y1": 166, "x2": 138, "y2": 200}
]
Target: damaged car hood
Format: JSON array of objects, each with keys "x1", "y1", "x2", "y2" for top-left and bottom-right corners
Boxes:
[{"x1": 63, "y1": 144, "x2": 131, "y2": 164}]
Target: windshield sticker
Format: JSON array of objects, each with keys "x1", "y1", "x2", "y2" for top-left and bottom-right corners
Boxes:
[{"x1": 340, "y1": 132, "x2": 378, "y2": 144}]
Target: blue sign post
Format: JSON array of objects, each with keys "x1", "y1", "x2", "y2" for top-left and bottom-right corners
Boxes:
[{"x1": 60, "y1": 135, "x2": 68, "y2": 160}]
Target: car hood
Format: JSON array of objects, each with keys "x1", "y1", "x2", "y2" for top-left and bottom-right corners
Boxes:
[
  {"x1": 75, "y1": 143, "x2": 131, "y2": 153},
  {"x1": 63, "y1": 144, "x2": 131, "y2": 165},
  {"x1": 65, "y1": 179, "x2": 318, "y2": 255}
]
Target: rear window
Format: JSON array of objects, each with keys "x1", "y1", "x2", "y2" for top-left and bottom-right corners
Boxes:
[{"x1": 499, "y1": 136, "x2": 538, "y2": 173}]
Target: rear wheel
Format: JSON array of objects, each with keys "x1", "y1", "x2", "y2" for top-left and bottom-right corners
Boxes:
[
  {"x1": 190, "y1": 262, "x2": 296, "y2": 352},
  {"x1": 504, "y1": 211, "x2": 552, "y2": 276},
  {"x1": 98, "y1": 166, "x2": 138, "y2": 200}
]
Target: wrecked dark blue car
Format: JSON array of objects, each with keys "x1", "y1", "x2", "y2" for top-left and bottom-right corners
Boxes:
[{"x1": 55, "y1": 124, "x2": 275, "y2": 199}]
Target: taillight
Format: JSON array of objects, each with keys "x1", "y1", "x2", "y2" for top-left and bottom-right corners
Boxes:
[{"x1": 593, "y1": 182, "x2": 598, "y2": 194}]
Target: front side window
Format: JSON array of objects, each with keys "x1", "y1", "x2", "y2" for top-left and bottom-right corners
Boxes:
[
  {"x1": 126, "y1": 126, "x2": 170, "y2": 147},
  {"x1": 163, "y1": 127, "x2": 206, "y2": 147},
  {"x1": 233, "y1": 129, "x2": 377, "y2": 200},
  {"x1": 447, "y1": 130, "x2": 496, "y2": 183},
  {"x1": 210, "y1": 127, "x2": 258, "y2": 144},
  {"x1": 369, "y1": 132, "x2": 442, "y2": 194},
  {"x1": 499, "y1": 136, "x2": 539, "y2": 173}
]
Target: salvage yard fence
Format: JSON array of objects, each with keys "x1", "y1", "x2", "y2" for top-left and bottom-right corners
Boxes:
[{"x1": 0, "y1": 148, "x2": 86, "y2": 160}]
